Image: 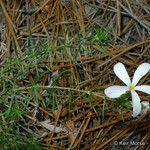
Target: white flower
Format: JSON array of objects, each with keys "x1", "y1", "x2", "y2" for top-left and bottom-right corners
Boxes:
[{"x1": 105, "y1": 62, "x2": 150, "y2": 117}]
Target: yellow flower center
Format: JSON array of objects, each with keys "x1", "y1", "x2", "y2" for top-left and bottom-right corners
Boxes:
[{"x1": 129, "y1": 85, "x2": 135, "y2": 91}]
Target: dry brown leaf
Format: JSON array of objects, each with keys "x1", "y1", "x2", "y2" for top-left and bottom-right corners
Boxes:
[
  {"x1": 66, "y1": 120, "x2": 78, "y2": 143},
  {"x1": 40, "y1": 119, "x2": 66, "y2": 133}
]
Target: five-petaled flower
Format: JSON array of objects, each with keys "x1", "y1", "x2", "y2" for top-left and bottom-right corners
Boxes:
[{"x1": 105, "y1": 62, "x2": 150, "y2": 117}]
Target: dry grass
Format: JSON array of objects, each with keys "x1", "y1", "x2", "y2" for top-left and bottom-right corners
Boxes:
[{"x1": 0, "y1": 0, "x2": 150, "y2": 149}]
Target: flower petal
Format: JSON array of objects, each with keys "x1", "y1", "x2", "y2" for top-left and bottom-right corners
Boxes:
[
  {"x1": 141, "y1": 101, "x2": 150, "y2": 108},
  {"x1": 114, "y1": 62, "x2": 131, "y2": 86},
  {"x1": 135, "y1": 85, "x2": 150, "y2": 94},
  {"x1": 132, "y1": 63, "x2": 150, "y2": 86},
  {"x1": 131, "y1": 91, "x2": 141, "y2": 117},
  {"x1": 141, "y1": 101, "x2": 150, "y2": 115},
  {"x1": 104, "y1": 86, "x2": 129, "y2": 98}
]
